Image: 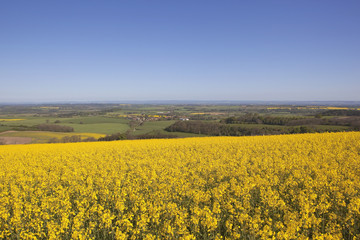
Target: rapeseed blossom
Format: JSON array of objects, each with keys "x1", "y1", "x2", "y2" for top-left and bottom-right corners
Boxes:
[{"x1": 0, "y1": 132, "x2": 359, "y2": 239}]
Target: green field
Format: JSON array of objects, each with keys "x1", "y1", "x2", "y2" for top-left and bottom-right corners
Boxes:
[
  {"x1": 0, "y1": 131, "x2": 105, "y2": 144},
  {"x1": 132, "y1": 120, "x2": 176, "y2": 135},
  {"x1": 0, "y1": 116, "x2": 130, "y2": 135},
  {"x1": 0, "y1": 117, "x2": 65, "y2": 126},
  {"x1": 0, "y1": 125, "x2": 11, "y2": 132},
  {"x1": 66, "y1": 123, "x2": 129, "y2": 134}
]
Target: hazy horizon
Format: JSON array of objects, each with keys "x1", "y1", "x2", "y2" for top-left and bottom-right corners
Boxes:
[
  {"x1": 1, "y1": 1, "x2": 360, "y2": 102},
  {"x1": 1, "y1": 100, "x2": 360, "y2": 107}
]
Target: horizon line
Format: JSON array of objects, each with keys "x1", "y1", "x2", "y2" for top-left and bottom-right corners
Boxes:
[{"x1": 1, "y1": 100, "x2": 360, "y2": 106}]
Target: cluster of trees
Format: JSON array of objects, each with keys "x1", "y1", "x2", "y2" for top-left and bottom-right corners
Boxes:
[
  {"x1": 36, "y1": 124, "x2": 74, "y2": 132},
  {"x1": 6, "y1": 125, "x2": 37, "y2": 131},
  {"x1": 221, "y1": 113, "x2": 360, "y2": 129},
  {"x1": 98, "y1": 131, "x2": 177, "y2": 141},
  {"x1": 131, "y1": 132, "x2": 177, "y2": 140},
  {"x1": 2, "y1": 123, "x2": 77, "y2": 132},
  {"x1": 2, "y1": 123, "x2": 76, "y2": 132},
  {"x1": 287, "y1": 117, "x2": 360, "y2": 129},
  {"x1": 165, "y1": 120, "x2": 344, "y2": 137},
  {"x1": 47, "y1": 131, "x2": 177, "y2": 144},
  {"x1": 98, "y1": 133, "x2": 127, "y2": 141},
  {"x1": 321, "y1": 110, "x2": 360, "y2": 116},
  {"x1": 221, "y1": 113, "x2": 299, "y2": 125},
  {"x1": 48, "y1": 135, "x2": 97, "y2": 143}
]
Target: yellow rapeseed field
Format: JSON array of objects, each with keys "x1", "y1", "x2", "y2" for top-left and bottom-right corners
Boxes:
[
  {"x1": 0, "y1": 119, "x2": 25, "y2": 122},
  {"x1": 0, "y1": 132, "x2": 359, "y2": 239}
]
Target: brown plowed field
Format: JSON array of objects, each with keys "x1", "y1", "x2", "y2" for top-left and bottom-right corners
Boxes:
[{"x1": 0, "y1": 137, "x2": 32, "y2": 145}]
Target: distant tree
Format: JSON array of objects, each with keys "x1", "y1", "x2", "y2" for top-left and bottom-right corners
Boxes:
[
  {"x1": 62, "y1": 135, "x2": 81, "y2": 143},
  {"x1": 134, "y1": 131, "x2": 178, "y2": 139},
  {"x1": 48, "y1": 138, "x2": 60, "y2": 143},
  {"x1": 98, "y1": 133, "x2": 127, "y2": 141},
  {"x1": 48, "y1": 135, "x2": 97, "y2": 143},
  {"x1": 37, "y1": 124, "x2": 74, "y2": 132},
  {"x1": 300, "y1": 126, "x2": 312, "y2": 133},
  {"x1": 322, "y1": 110, "x2": 360, "y2": 116},
  {"x1": 82, "y1": 137, "x2": 97, "y2": 142}
]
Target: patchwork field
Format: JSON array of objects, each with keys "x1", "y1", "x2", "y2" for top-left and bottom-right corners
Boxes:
[
  {"x1": 0, "y1": 131, "x2": 105, "y2": 144},
  {"x1": 1, "y1": 132, "x2": 359, "y2": 239},
  {"x1": 0, "y1": 116, "x2": 130, "y2": 135},
  {"x1": 1, "y1": 104, "x2": 359, "y2": 145}
]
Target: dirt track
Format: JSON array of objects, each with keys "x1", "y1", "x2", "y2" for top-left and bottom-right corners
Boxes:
[{"x1": 0, "y1": 137, "x2": 32, "y2": 145}]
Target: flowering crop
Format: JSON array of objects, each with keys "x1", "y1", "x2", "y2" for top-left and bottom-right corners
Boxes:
[
  {"x1": 0, "y1": 119, "x2": 25, "y2": 122},
  {"x1": 0, "y1": 132, "x2": 360, "y2": 239}
]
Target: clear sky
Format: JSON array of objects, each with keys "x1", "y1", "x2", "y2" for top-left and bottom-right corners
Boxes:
[{"x1": 1, "y1": 1, "x2": 359, "y2": 103}]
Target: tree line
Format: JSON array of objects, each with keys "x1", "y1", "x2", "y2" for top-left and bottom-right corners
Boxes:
[
  {"x1": 48, "y1": 135, "x2": 97, "y2": 143},
  {"x1": 165, "y1": 120, "x2": 350, "y2": 136},
  {"x1": 221, "y1": 113, "x2": 299, "y2": 125},
  {"x1": 98, "y1": 131, "x2": 177, "y2": 141},
  {"x1": 321, "y1": 110, "x2": 360, "y2": 116},
  {"x1": 37, "y1": 124, "x2": 74, "y2": 132},
  {"x1": 221, "y1": 113, "x2": 360, "y2": 129}
]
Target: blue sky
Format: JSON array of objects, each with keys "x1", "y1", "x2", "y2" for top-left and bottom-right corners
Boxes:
[{"x1": 1, "y1": 1, "x2": 359, "y2": 102}]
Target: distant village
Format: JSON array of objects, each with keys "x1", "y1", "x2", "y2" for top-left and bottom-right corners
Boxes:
[{"x1": 120, "y1": 112, "x2": 190, "y2": 122}]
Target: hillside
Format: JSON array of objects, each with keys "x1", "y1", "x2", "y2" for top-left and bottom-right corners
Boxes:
[{"x1": 1, "y1": 132, "x2": 360, "y2": 239}]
